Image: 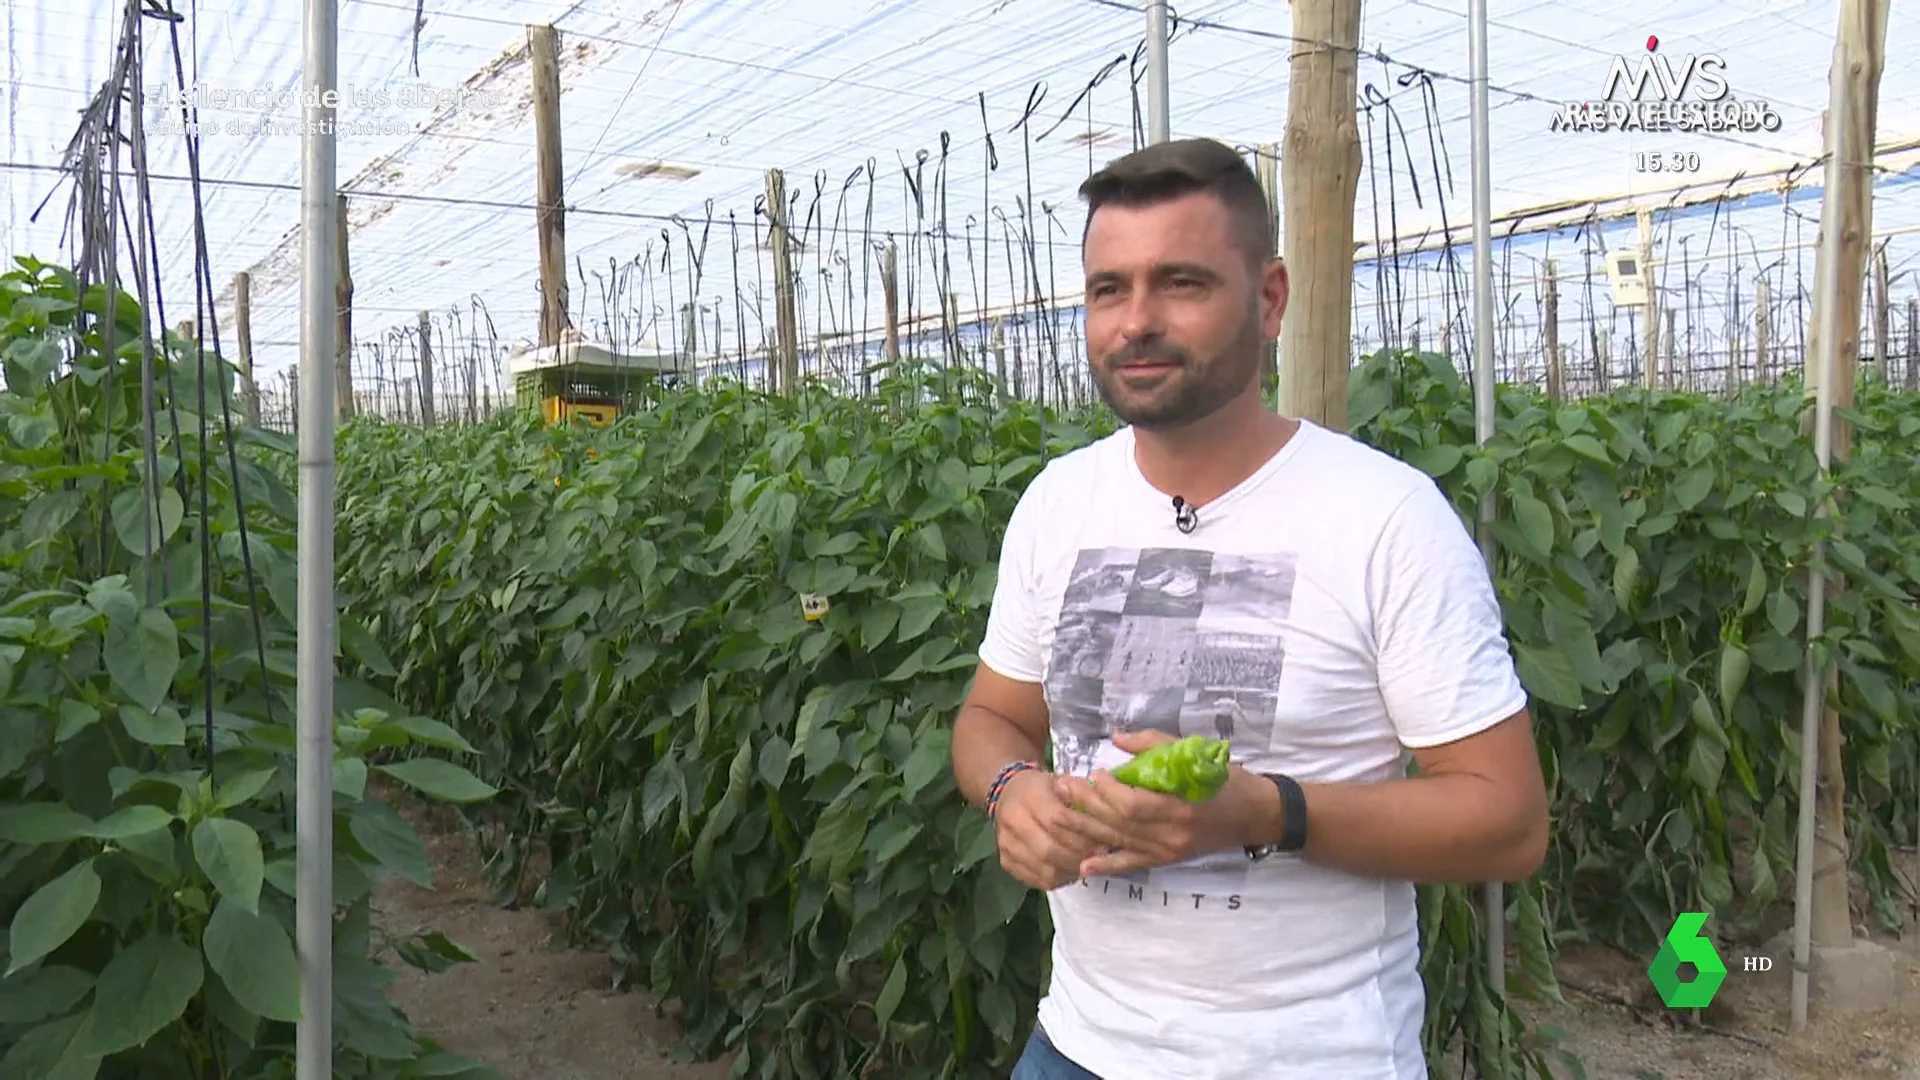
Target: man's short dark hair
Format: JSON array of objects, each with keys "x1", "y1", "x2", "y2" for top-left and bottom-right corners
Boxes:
[{"x1": 1077, "y1": 138, "x2": 1275, "y2": 265}]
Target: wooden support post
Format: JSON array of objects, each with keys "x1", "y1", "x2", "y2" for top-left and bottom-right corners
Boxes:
[
  {"x1": 992, "y1": 318, "x2": 1008, "y2": 399},
  {"x1": 1279, "y1": 0, "x2": 1361, "y2": 432},
  {"x1": 335, "y1": 192, "x2": 355, "y2": 422},
  {"x1": 1906, "y1": 297, "x2": 1918, "y2": 390},
  {"x1": 530, "y1": 24, "x2": 570, "y2": 347},
  {"x1": 1662, "y1": 307, "x2": 1676, "y2": 390},
  {"x1": 1638, "y1": 209, "x2": 1657, "y2": 389},
  {"x1": 765, "y1": 168, "x2": 799, "y2": 394},
  {"x1": 880, "y1": 240, "x2": 901, "y2": 369},
  {"x1": 1802, "y1": 0, "x2": 1889, "y2": 958},
  {"x1": 1755, "y1": 276, "x2": 1771, "y2": 382},
  {"x1": 416, "y1": 310, "x2": 437, "y2": 427},
  {"x1": 1543, "y1": 259, "x2": 1562, "y2": 401},
  {"x1": 1255, "y1": 142, "x2": 1280, "y2": 401},
  {"x1": 234, "y1": 271, "x2": 259, "y2": 427},
  {"x1": 1872, "y1": 243, "x2": 1889, "y2": 367}
]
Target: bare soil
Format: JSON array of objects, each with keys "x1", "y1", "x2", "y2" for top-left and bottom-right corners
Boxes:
[
  {"x1": 371, "y1": 797, "x2": 736, "y2": 1080},
  {"x1": 373, "y1": 802, "x2": 1920, "y2": 1080},
  {"x1": 1513, "y1": 849, "x2": 1920, "y2": 1080}
]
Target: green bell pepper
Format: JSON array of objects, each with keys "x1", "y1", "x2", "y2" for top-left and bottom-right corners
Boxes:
[{"x1": 1109, "y1": 734, "x2": 1232, "y2": 802}]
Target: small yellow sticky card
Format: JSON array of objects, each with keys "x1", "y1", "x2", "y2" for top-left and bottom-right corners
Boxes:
[{"x1": 800, "y1": 594, "x2": 830, "y2": 622}]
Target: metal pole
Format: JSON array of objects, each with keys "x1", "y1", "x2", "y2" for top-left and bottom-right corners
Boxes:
[
  {"x1": 1466, "y1": 0, "x2": 1505, "y2": 995},
  {"x1": 1145, "y1": 1, "x2": 1170, "y2": 143},
  {"x1": 296, "y1": 0, "x2": 338, "y2": 1074},
  {"x1": 1790, "y1": 40, "x2": 1849, "y2": 1035}
]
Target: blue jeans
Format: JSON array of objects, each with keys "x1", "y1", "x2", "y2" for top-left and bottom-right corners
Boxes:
[{"x1": 1011, "y1": 1028, "x2": 1101, "y2": 1079}]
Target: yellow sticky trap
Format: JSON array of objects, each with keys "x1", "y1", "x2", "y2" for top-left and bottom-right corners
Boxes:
[{"x1": 800, "y1": 594, "x2": 830, "y2": 622}]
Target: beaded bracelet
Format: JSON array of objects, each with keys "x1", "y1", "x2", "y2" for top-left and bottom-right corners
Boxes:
[{"x1": 984, "y1": 759, "x2": 1041, "y2": 823}]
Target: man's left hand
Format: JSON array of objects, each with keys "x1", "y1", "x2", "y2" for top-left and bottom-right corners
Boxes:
[{"x1": 1052, "y1": 728, "x2": 1273, "y2": 879}]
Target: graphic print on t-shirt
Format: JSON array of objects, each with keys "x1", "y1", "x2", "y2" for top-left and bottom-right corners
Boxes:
[{"x1": 1044, "y1": 546, "x2": 1297, "y2": 893}]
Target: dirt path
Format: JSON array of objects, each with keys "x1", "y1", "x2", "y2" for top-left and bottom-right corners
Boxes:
[
  {"x1": 1516, "y1": 934, "x2": 1920, "y2": 1079},
  {"x1": 1514, "y1": 850, "x2": 1920, "y2": 1079},
  {"x1": 371, "y1": 799, "x2": 736, "y2": 1080},
  {"x1": 374, "y1": 801, "x2": 1919, "y2": 1080}
]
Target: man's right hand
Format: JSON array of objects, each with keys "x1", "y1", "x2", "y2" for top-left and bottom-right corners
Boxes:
[{"x1": 993, "y1": 770, "x2": 1119, "y2": 890}]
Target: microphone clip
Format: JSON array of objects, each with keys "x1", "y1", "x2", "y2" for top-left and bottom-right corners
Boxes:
[{"x1": 1172, "y1": 495, "x2": 1199, "y2": 535}]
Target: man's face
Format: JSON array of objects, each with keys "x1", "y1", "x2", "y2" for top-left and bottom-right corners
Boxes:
[{"x1": 1082, "y1": 190, "x2": 1286, "y2": 430}]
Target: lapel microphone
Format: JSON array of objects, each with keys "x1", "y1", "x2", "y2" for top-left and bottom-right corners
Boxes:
[{"x1": 1172, "y1": 495, "x2": 1199, "y2": 535}]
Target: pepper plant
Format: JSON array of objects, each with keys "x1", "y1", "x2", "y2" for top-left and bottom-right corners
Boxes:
[
  {"x1": 335, "y1": 340, "x2": 1915, "y2": 1080},
  {"x1": 1350, "y1": 348, "x2": 1917, "y2": 1075},
  {"x1": 335, "y1": 360, "x2": 1564, "y2": 1078},
  {"x1": 0, "y1": 256, "x2": 501, "y2": 1078}
]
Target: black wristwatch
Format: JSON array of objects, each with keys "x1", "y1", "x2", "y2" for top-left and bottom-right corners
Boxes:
[{"x1": 1245, "y1": 773, "x2": 1308, "y2": 860}]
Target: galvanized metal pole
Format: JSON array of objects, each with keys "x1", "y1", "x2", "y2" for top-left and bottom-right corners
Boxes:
[
  {"x1": 297, "y1": 0, "x2": 338, "y2": 1074},
  {"x1": 1791, "y1": 40, "x2": 1850, "y2": 1035},
  {"x1": 1466, "y1": 0, "x2": 1505, "y2": 994},
  {"x1": 1146, "y1": 1, "x2": 1170, "y2": 143}
]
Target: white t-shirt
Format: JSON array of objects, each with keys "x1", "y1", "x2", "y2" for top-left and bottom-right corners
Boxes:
[{"x1": 977, "y1": 419, "x2": 1528, "y2": 1080}]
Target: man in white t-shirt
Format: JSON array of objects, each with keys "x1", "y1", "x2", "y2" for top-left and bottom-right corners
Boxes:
[{"x1": 949, "y1": 137, "x2": 1549, "y2": 1079}]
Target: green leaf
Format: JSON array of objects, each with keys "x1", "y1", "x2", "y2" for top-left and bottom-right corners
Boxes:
[
  {"x1": 117, "y1": 704, "x2": 185, "y2": 747},
  {"x1": 346, "y1": 801, "x2": 433, "y2": 888},
  {"x1": 901, "y1": 732, "x2": 951, "y2": 800},
  {"x1": 53, "y1": 701, "x2": 97, "y2": 743},
  {"x1": 8, "y1": 859, "x2": 101, "y2": 975},
  {"x1": 192, "y1": 818, "x2": 265, "y2": 914},
  {"x1": 1738, "y1": 555, "x2": 1766, "y2": 616},
  {"x1": 334, "y1": 757, "x2": 369, "y2": 800},
  {"x1": 970, "y1": 861, "x2": 1028, "y2": 942},
  {"x1": 894, "y1": 594, "x2": 945, "y2": 644},
  {"x1": 103, "y1": 608, "x2": 179, "y2": 713},
  {"x1": 0, "y1": 966, "x2": 93, "y2": 1024},
  {"x1": 1512, "y1": 643, "x2": 1583, "y2": 710},
  {"x1": 1561, "y1": 434, "x2": 1610, "y2": 465},
  {"x1": 1407, "y1": 443, "x2": 1463, "y2": 478},
  {"x1": 874, "y1": 956, "x2": 908, "y2": 1031},
  {"x1": 88, "y1": 805, "x2": 174, "y2": 841},
  {"x1": 1672, "y1": 465, "x2": 1714, "y2": 511},
  {"x1": 201, "y1": 899, "x2": 301, "y2": 1022},
  {"x1": 1717, "y1": 642, "x2": 1750, "y2": 721},
  {"x1": 374, "y1": 758, "x2": 499, "y2": 804},
  {"x1": 0, "y1": 803, "x2": 96, "y2": 845},
  {"x1": 806, "y1": 791, "x2": 869, "y2": 881},
  {"x1": 0, "y1": 1010, "x2": 101, "y2": 1080},
  {"x1": 1611, "y1": 545, "x2": 1640, "y2": 614},
  {"x1": 1464, "y1": 454, "x2": 1499, "y2": 496},
  {"x1": 85, "y1": 934, "x2": 203, "y2": 1055},
  {"x1": 382, "y1": 715, "x2": 477, "y2": 755},
  {"x1": 1510, "y1": 494, "x2": 1555, "y2": 558},
  {"x1": 214, "y1": 768, "x2": 279, "y2": 810}
]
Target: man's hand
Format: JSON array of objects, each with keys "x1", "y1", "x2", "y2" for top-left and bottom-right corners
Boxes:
[
  {"x1": 1053, "y1": 728, "x2": 1274, "y2": 879},
  {"x1": 994, "y1": 769, "x2": 1123, "y2": 891}
]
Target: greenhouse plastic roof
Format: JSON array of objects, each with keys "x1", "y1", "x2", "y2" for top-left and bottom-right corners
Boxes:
[{"x1": 3, "y1": 0, "x2": 1918, "y2": 385}]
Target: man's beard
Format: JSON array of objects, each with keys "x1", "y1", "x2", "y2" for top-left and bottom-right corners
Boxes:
[{"x1": 1091, "y1": 317, "x2": 1262, "y2": 431}]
